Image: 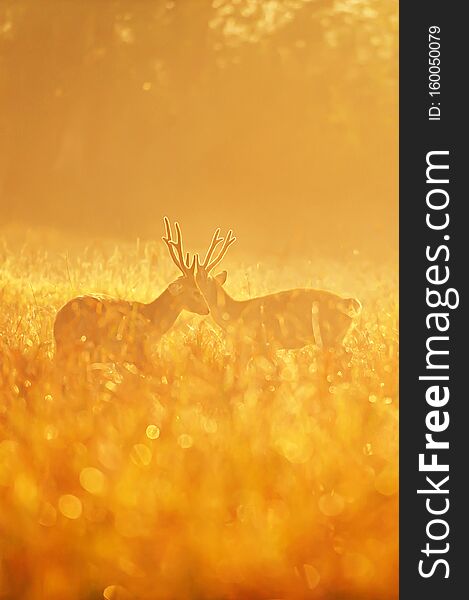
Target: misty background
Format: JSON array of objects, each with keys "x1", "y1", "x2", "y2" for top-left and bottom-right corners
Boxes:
[{"x1": 0, "y1": 0, "x2": 397, "y2": 259}]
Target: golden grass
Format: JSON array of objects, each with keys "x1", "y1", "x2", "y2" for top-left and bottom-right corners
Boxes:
[{"x1": 0, "y1": 234, "x2": 398, "y2": 600}]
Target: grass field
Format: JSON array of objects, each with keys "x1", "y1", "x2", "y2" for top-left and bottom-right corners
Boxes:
[{"x1": 0, "y1": 231, "x2": 398, "y2": 599}]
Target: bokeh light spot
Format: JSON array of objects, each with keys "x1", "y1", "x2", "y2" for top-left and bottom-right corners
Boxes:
[
  {"x1": 177, "y1": 434, "x2": 193, "y2": 449},
  {"x1": 130, "y1": 444, "x2": 152, "y2": 466},
  {"x1": 146, "y1": 424, "x2": 160, "y2": 439},
  {"x1": 318, "y1": 491, "x2": 345, "y2": 517},
  {"x1": 80, "y1": 467, "x2": 107, "y2": 495},
  {"x1": 58, "y1": 494, "x2": 83, "y2": 519},
  {"x1": 303, "y1": 564, "x2": 321, "y2": 590},
  {"x1": 103, "y1": 584, "x2": 131, "y2": 599}
]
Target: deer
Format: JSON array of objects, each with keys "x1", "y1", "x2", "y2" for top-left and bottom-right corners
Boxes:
[
  {"x1": 192, "y1": 228, "x2": 361, "y2": 356},
  {"x1": 53, "y1": 218, "x2": 208, "y2": 368}
]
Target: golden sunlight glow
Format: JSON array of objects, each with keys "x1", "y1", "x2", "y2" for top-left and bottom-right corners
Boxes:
[
  {"x1": 0, "y1": 239, "x2": 398, "y2": 599},
  {"x1": 0, "y1": 0, "x2": 397, "y2": 598}
]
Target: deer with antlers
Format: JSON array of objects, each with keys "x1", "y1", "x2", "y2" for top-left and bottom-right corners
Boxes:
[
  {"x1": 193, "y1": 228, "x2": 361, "y2": 354},
  {"x1": 54, "y1": 218, "x2": 208, "y2": 367}
]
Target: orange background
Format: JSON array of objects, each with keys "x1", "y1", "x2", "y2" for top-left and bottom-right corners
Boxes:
[{"x1": 0, "y1": 0, "x2": 397, "y2": 258}]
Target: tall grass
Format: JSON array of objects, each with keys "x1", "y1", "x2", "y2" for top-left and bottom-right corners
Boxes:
[{"x1": 0, "y1": 234, "x2": 398, "y2": 599}]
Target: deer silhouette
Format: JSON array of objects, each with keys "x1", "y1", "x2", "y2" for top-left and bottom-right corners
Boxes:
[
  {"x1": 54, "y1": 218, "x2": 208, "y2": 368},
  {"x1": 192, "y1": 228, "x2": 361, "y2": 354}
]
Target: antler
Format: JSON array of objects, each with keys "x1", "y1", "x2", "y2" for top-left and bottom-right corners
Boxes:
[
  {"x1": 162, "y1": 217, "x2": 196, "y2": 277},
  {"x1": 198, "y1": 228, "x2": 236, "y2": 273}
]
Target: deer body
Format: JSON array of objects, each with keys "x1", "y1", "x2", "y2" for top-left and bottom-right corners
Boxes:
[
  {"x1": 193, "y1": 228, "x2": 361, "y2": 352},
  {"x1": 54, "y1": 288, "x2": 197, "y2": 364},
  {"x1": 54, "y1": 219, "x2": 208, "y2": 366},
  {"x1": 201, "y1": 278, "x2": 360, "y2": 350}
]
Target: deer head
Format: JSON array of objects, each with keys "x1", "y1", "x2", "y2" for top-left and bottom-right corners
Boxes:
[
  {"x1": 195, "y1": 227, "x2": 236, "y2": 305},
  {"x1": 162, "y1": 217, "x2": 209, "y2": 315}
]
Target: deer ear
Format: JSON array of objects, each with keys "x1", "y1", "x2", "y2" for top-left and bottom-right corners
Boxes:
[
  {"x1": 168, "y1": 281, "x2": 184, "y2": 296},
  {"x1": 215, "y1": 271, "x2": 227, "y2": 285}
]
